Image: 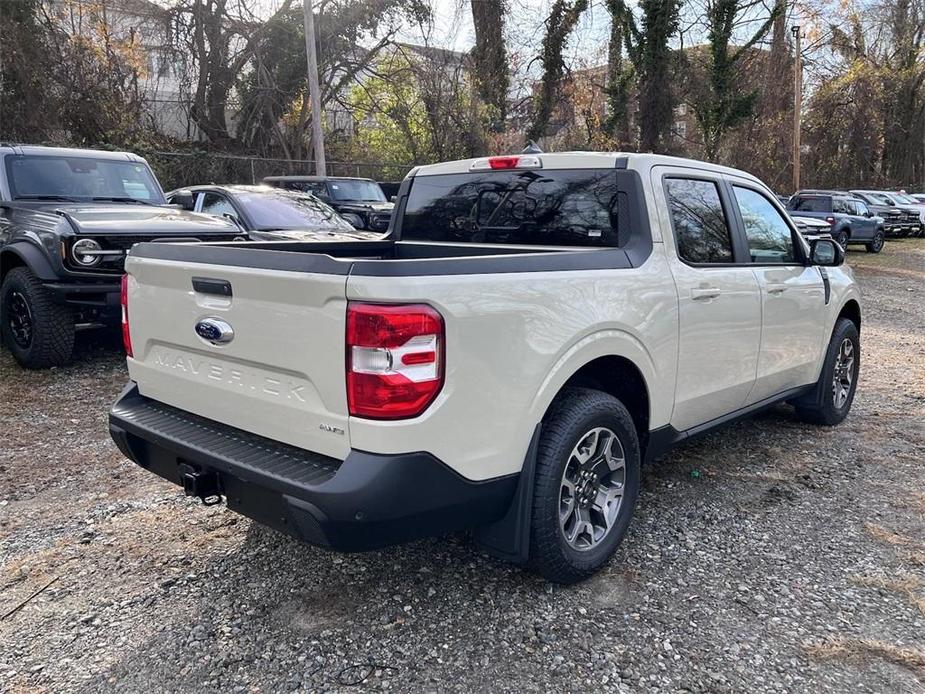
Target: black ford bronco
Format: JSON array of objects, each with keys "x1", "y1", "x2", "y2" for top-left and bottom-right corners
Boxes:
[{"x1": 0, "y1": 145, "x2": 243, "y2": 368}]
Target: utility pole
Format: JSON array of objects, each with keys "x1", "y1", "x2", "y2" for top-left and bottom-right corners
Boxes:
[
  {"x1": 792, "y1": 24, "x2": 802, "y2": 192},
  {"x1": 302, "y1": 0, "x2": 326, "y2": 176}
]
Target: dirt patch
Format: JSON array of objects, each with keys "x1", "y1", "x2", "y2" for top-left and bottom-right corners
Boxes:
[{"x1": 1, "y1": 240, "x2": 923, "y2": 693}]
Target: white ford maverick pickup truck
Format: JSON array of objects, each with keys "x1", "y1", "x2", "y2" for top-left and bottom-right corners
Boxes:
[{"x1": 109, "y1": 152, "x2": 861, "y2": 583}]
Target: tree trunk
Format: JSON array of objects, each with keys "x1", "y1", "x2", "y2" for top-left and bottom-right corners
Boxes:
[{"x1": 470, "y1": 0, "x2": 508, "y2": 130}]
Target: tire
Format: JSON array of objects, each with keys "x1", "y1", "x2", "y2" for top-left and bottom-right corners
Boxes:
[
  {"x1": 833, "y1": 228, "x2": 849, "y2": 249},
  {"x1": 865, "y1": 230, "x2": 884, "y2": 253},
  {"x1": 0, "y1": 267, "x2": 74, "y2": 368},
  {"x1": 794, "y1": 318, "x2": 860, "y2": 426},
  {"x1": 529, "y1": 387, "x2": 641, "y2": 584}
]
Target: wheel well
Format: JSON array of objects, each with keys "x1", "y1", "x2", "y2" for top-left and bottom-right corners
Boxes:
[
  {"x1": 552, "y1": 356, "x2": 650, "y2": 442},
  {"x1": 0, "y1": 250, "x2": 26, "y2": 283},
  {"x1": 838, "y1": 299, "x2": 861, "y2": 330}
]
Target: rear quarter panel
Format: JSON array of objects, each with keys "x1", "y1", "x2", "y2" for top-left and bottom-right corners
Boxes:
[{"x1": 346, "y1": 247, "x2": 679, "y2": 481}]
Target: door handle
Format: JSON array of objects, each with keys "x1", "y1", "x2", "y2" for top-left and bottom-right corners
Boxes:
[
  {"x1": 691, "y1": 287, "x2": 721, "y2": 301},
  {"x1": 767, "y1": 283, "x2": 788, "y2": 295}
]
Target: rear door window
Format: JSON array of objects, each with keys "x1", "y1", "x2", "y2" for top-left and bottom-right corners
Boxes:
[
  {"x1": 401, "y1": 170, "x2": 620, "y2": 246},
  {"x1": 664, "y1": 178, "x2": 734, "y2": 264}
]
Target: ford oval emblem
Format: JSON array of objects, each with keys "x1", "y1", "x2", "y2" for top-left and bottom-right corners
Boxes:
[{"x1": 195, "y1": 317, "x2": 234, "y2": 345}]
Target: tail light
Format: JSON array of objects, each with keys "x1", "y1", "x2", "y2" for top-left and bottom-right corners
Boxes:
[
  {"x1": 121, "y1": 274, "x2": 133, "y2": 358},
  {"x1": 825, "y1": 216, "x2": 835, "y2": 225},
  {"x1": 346, "y1": 303, "x2": 444, "y2": 419}
]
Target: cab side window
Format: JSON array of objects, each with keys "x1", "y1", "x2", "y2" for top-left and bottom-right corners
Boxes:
[
  {"x1": 733, "y1": 186, "x2": 796, "y2": 264},
  {"x1": 200, "y1": 192, "x2": 236, "y2": 218},
  {"x1": 665, "y1": 178, "x2": 734, "y2": 264}
]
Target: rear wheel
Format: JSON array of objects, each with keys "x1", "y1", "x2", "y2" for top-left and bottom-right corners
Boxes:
[
  {"x1": 865, "y1": 230, "x2": 884, "y2": 253},
  {"x1": 794, "y1": 318, "x2": 860, "y2": 426},
  {"x1": 529, "y1": 388, "x2": 641, "y2": 584},
  {"x1": 0, "y1": 267, "x2": 74, "y2": 368}
]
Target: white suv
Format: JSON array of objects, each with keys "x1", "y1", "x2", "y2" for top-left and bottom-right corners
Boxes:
[{"x1": 109, "y1": 152, "x2": 861, "y2": 583}]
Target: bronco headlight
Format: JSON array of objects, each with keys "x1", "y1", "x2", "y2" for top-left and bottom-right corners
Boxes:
[{"x1": 71, "y1": 238, "x2": 103, "y2": 266}]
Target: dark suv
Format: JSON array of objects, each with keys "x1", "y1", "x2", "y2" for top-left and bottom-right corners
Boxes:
[
  {"x1": 850, "y1": 190, "x2": 924, "y2": 238},
  {"x1": 787, "y1": 192, "x2": 884, "y2": 252},
  {"x1": 0, "y1": 145, "x2": 242, "y2": 368},
  {"x1": 262, "y1": 176, "x2": 393, "y2": 232}
]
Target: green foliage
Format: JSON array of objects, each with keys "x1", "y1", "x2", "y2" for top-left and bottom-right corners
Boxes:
[
  {"x1": 528, "y1": 0, "x2": 590, "y2": 142},
  {"x1": 0, "y1": 0, "x2": 148, "y2": 146},
  {"x1": 689, "y1": 0, "x2": 780, "y2": 161},
  {"x1": 470, "y1": 0, "x2": 509, "y2": 131},
  {"x1": 235, "y1": 0, "x2": 430, "y2": 158},
  {"x1": 342, "y1": 51, "x2": 484, "y2": 171},
  {"x1": 615, "y1": 0, "x2": 682, "y2": 152},
  {"x1": 0, "y1": 0, "x2": 52, "y2": 142}
]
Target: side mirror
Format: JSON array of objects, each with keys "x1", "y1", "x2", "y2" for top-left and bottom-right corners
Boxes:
[
  {"x1": 390, "y1": 195, "x2": 397, "y2": 203},
  {"x1": 864, "y1": 211, "x2": 873, "y2": 218},
  {"x1": 172, "y1": 190, "x2": 195, "y2": 211},
  {"x1": 810, "y1": 238, "x2": 844, "y2": 266}
]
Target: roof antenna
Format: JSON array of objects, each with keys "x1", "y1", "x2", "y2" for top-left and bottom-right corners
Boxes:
[{"x1": 522, "y1": 140, "x2": 543, "y2": 155}]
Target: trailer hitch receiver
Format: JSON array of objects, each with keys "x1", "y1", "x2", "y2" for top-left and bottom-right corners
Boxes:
[{"x1": 178, "y1": 463, "x2": 222, "y2": 506}]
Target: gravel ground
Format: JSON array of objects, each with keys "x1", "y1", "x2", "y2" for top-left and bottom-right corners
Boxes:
[{"x1": 1, "y1": 239, "x2": 923, "y2": 694}]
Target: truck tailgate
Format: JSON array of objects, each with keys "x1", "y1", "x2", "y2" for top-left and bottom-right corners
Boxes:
[{"x1": 123, "y1": 255, "x2": 350, "y2": 460}]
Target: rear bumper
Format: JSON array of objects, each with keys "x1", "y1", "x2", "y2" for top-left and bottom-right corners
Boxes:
[{"x1": 108, "y1": 384, "x2": 518, "y2": 551}]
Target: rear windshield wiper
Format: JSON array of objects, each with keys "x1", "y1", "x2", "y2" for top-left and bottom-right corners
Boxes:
[
  {"x1": 13, "y1": 194, "x2": 79, "y2": 202},
  {"x1": 90, "y1": 196, "x2": 156, "y2": 205}
]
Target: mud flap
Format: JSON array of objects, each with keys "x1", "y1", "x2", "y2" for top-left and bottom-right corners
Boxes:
[{"x1": 473, "y1": 424, "x2": 541, "y2": 565}]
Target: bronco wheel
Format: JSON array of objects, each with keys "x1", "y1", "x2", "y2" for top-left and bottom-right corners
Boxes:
[
  {"x1": 530, "y1": 387, "x2": 640, "y2": 584},
  {"x1": 0, "y1": 267, "x2": 75, "y2": 368},
  {"x1": 794, "y1": 318, "x2": 860, "y2": 426},
  {"x1": 865, "y1": 231, "x2": 884, "y2": 253}
]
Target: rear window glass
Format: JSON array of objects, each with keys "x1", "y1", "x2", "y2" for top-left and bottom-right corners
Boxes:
[
  {"x1": 789, "y1": 196, "x2": 830, "y2": 213},
  {"x1": 401, "y1": 170, "x2": 620, "y2": 246}
]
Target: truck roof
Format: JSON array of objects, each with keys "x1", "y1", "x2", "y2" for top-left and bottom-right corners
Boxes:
[
  {"x1": 0, "y1": 144, "x2": 145, "y2": 162},
  {"x1": 412, "y1": 151, "x2": 765, "y2": 183}
]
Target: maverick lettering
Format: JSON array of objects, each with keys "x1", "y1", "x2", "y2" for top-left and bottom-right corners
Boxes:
[{"x1": 152, "y1": 348, "x2": 307, "y2": 402}]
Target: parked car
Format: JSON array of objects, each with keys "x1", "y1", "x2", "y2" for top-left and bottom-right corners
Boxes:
[
  {"x1": 850, "y1": 190, "x2": 923, "y2": 237},
  {"x1": 166, "y1": 185, "x2": 382, "y2": 241},
  {"x1": 262, "y1": 176, "x2": 393, "y2": 232},
  {"x1": 797, "y1": 189, "x2": 905, "y2": 238},
  {"x1": 886, "y1": 192, "x2": 925, "y2": 237},
  {"x1": 0, "y1": 145, "x2": 243, "y2": 368},
  {"x1": 110, "y1": 152, "x2": 861, "y2": 583},
  {"x1": 909, "y1": 193, "x2": 925, "y2": 204},
  {"x1": 787, "y1": 192, "x2": 884, "y2": 252}
]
